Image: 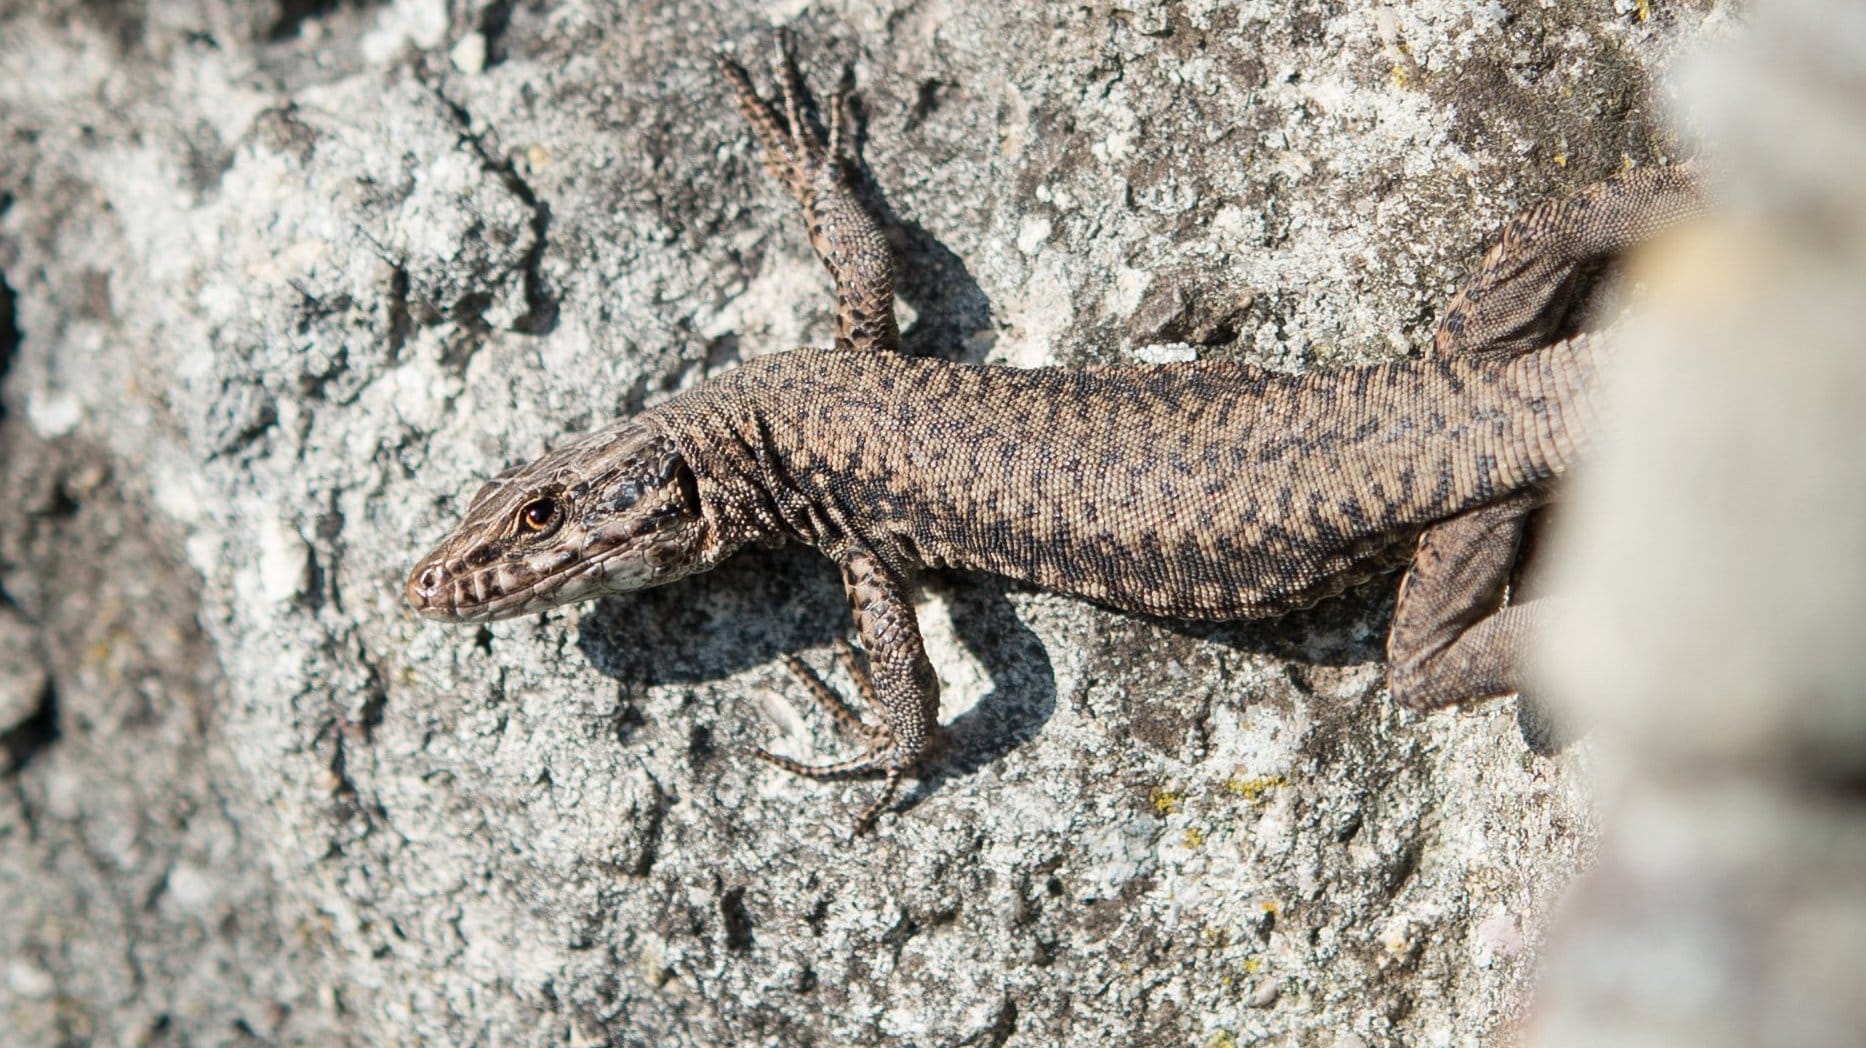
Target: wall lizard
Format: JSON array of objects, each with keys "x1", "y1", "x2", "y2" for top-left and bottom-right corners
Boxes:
[{"x1": 407, "y1": 35, "x2": 1702, "y2": 832}]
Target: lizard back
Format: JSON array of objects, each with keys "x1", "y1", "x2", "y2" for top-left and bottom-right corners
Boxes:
[{"x1": 650, "y1": 338, "x2": 1596, "y2": 620}]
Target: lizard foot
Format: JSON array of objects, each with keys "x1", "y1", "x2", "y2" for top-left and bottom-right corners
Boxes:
[
  {"x1": 750, "y1": 641, "x2": 908, "y2": 835},
  {"x1": 717, "y1": 29, "x2": 851, "y2": 210},
  {"x1": 717, "y1": 30, "x2": 901, "y2": 355}
]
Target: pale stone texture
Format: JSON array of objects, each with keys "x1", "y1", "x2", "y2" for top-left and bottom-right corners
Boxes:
[{"x1": 1, "y1": 1, "x2": 1721, "y2": 1044}]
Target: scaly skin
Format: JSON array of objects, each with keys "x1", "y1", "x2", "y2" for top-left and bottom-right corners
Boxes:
[{"x1": 407, "y1": 35, "x2": 1704, "y2": 833}]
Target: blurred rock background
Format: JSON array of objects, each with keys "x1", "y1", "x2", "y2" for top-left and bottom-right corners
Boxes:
[{"x1": 1529, "y1": 2, "x2": 1866, "y2": 1045}]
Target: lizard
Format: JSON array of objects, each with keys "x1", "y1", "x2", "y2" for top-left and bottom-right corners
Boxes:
[{"x1": 406, "y1": 34, "x2": 1704, "y2": 833}]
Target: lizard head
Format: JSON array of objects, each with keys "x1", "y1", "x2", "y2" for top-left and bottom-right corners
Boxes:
[{"x1": 406, "y1": 421, "x2": 711, "y2": 623}]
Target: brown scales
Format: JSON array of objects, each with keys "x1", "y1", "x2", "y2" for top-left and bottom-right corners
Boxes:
[{"x1": 406, "y1": 34, "x2": 1706, "y2": 834}]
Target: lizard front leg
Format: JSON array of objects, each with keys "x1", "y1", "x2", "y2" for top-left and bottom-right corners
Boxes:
[
  {"x1": 719, "y1": 34, "x2": 902, "y2": 356},
  {"x1": 751, "y1": 547, "x2": 938, "y2": 835}
]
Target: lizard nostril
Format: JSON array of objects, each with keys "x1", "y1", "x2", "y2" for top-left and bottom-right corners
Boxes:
[{"x1": 415, "y1": 565, "x2": 446, "y2": 597}]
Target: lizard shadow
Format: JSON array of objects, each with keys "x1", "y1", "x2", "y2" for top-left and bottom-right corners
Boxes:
[
  {"x1": 840, "y1": 91, "x2": 997, "y2": 364},
  {"x1": 1144, "y1": 580, "x2": 1575, "y2": 756},
  {"x1": 898, "y1": 574, "x2": 1057, "y2": 812},
  {"x1": 573, "y1": 552, "x2": 1566, "y2": 828},
  {"x1": 573, "y1": 545, "x2": 1059, "y2": 810},
  {"x1": 891, "y1": 214, "x2": 995, "y2": 363},
  {"x1": 576, "y1": 544, "x2": 849, "y2": 695}
]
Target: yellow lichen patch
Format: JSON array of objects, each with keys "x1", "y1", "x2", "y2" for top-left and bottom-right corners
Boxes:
[
  {"x1": 1204, "y1": 1032, "x2": 1239, "y2": 1048},
  {"x1": 1376, "y1": 9, "x2": 1426, "y2": 89},
  {"x1": 1636, "y1": 0, "x2": 1651, "y2": 22},
  {"x1": 1223, "y1": 774, "x2": 1287, "y2": 802},
  {"x1": 1150, "y1": 786, "x2": 1185, "y2": 816},
  {"x1": 1241, "y1": 956, "x2": 1264, "y2": 974},
  {"x1": 1183, "y1": 826, "x2": 1207, "y2": 849}
]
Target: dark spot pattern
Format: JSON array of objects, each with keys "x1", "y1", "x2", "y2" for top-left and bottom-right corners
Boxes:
[{"x1": 652, "y1": 336, "x2": 1603, "y2": 623}]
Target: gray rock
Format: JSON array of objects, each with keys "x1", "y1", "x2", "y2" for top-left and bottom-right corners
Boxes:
[{"x1": 0, "y1": 1, "x2": 1716, "y2": 1043}]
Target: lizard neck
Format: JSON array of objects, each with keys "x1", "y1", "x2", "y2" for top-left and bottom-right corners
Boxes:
[{"x1": 646, "y1": 358, "x2": 843, "y2": 562}]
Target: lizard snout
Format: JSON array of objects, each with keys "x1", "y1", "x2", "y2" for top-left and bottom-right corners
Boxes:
[{"x1": 405, "y1": 560, "x2": 456, "y2": 619}]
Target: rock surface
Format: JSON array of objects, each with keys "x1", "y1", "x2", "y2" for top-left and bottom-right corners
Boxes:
[{"x1": 1, "y1": 1, "x2": 1719, "y2": 1044}]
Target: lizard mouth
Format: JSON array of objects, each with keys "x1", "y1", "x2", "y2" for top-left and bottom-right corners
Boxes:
[
  {"x1": 406, "y1": 546, "x2": 659, "y2": 624},
  {"x1": 407, "y1": 563, "x2": 552, "y2": 623},
  {"x1": 406, "y1": 554, "x2": 594, "y2": 623}
]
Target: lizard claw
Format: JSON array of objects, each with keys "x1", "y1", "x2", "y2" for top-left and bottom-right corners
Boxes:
[
  {"x1": 748, "y1": 644, "x2": 909, "y2": 834},
  {"x1": 717, "y1": 31, "x2": 839, "y2": 206},
  {"x1": 742, "y1": 743, "x2": 904, "y2": 837},
  {"x1": 718, "y1": 31, "x2": 901, "y2": 355}
]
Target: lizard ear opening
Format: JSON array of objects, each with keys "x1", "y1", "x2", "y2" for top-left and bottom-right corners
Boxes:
[
  {"x1": 650, "y1": 443, "x2": 700, "y2": 516},
  {"x1": 674, "y1": 461, "x2": 700, "y2": 514}
]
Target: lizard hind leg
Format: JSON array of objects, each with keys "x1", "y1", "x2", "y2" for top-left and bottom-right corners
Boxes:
[
  {"x1": 750, "y1": 641, "x2": 907, "y2": 835},
  {"x1": 1386, "y1": 490, "x2": 1543, "y2": 709},
  {"x1": 1433, "y1": 165, "x2": 1704, "y2": 359}
]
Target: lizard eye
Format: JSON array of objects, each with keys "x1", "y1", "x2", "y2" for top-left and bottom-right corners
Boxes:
[{"x1": 518, "y1": 496, "x2": 560, "y2": 533}]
